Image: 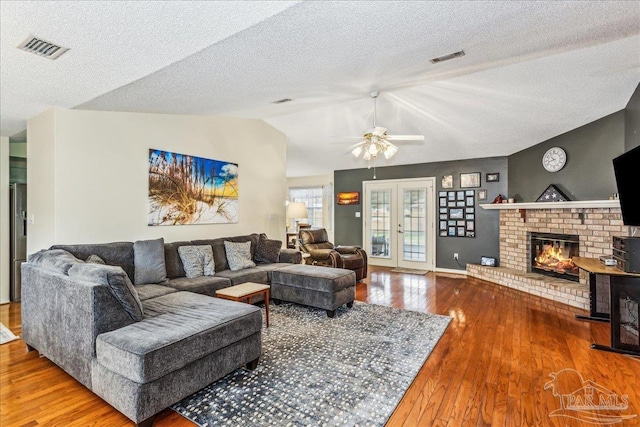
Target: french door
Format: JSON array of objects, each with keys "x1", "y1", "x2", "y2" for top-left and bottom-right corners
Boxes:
[{"x1": 363, "y1": 178, "x2": 436, "y2": 270}]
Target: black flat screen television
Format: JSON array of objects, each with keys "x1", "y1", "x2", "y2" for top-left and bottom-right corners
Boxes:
[{"x1": 612, "y1": 145, "x2": 640, "y2": 227}]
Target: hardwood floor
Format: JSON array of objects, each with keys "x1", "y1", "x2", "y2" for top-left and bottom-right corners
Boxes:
[{"x1": 1, "y1": 266, "x2": 638, "y2": 426}]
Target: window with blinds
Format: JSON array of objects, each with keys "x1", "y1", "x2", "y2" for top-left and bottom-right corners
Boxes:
[{"x1": 289, "y1": 186, "x2": 324, "y2": 227}]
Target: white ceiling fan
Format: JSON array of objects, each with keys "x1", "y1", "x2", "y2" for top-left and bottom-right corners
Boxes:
[{"x1": 343, "y1": 91, "x2": 425, "y2": 178}]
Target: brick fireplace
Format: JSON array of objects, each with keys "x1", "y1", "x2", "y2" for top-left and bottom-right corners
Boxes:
[{"x1": 467, "y1": 201, "x2": 630, "y2": 310}]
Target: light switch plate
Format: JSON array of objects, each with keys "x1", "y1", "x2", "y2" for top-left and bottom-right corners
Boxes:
[{"x1": 355, "y1": 212, "x2": 361, "y2": 218}]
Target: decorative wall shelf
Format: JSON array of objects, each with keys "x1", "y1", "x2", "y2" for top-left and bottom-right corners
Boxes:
[{"x1": 480, "y1": 200, "x2": 620, "y2": 210}]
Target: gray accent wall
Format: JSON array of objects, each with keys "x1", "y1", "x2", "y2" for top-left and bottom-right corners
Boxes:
[
  {"x1": 334, "y1": 87, "x2": 638, "y2": 271},
  {"x1": 508, "y1": 111, "x2": 625, "y2": 202},
  {"x1": 625, "y1": 83, "x2": 640, "y2": 151},
  {"x1": 334, "y1": 157, "x2": 508, "y2": 270}
]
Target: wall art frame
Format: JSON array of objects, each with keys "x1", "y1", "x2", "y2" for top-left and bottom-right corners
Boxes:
[
  {"x1": 337, "y1": 191, "x2": 360, "y2": 205},
  {"x1": 440, "y1": 190, "x2": 476, "y2": 238},
  {"x1": 442, "y1": 175, "x2": 453, "y2": 188},
  {"x1": 148, "y1": 149, "x2": 238, "y2": 226},
  {"x1": 460, "y1": 172, "x2": 481, "y2": 188}
]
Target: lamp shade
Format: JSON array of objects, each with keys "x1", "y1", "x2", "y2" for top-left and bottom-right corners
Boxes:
[{"x1": 286, "y1": 202, "x2": 308, "y2": 220}]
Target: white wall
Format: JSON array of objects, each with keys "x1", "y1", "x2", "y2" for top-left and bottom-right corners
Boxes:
[
  {"x1": 27, "y1": 108, "x2": 287, "y2": 255},
  {"x1": 0, "y1": 136, "x2": 10, "y2": 303}
]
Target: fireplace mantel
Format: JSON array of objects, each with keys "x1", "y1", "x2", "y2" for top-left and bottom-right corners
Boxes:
[{"x1": 480, "y1": 200, "x2": 620, "y2": 210}]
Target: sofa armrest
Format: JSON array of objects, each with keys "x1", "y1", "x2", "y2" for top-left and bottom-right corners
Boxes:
[
  {"x1": 355, "y1": 247, "x2": 368, "y2": 279},
  {"x1": 278, "y1": 248, "x2": 302, "y2": 264},
  {"x1": 335, "y1": 245, "x2": 359, "y2": 254},
  {"x1": 21, "y1": 263, "x2": 134, "y2": 389},
  {"x1": 307, "y1": 249, "x2": 343, "y2": 268}
]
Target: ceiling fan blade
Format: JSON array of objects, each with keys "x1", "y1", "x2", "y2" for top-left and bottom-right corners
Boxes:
[
  {"x1": 386, "y1": 135, "x2": 425, "y2": 141},
  {"x1": 346, "y1": 140, "x2": 368, "y2": 150},
  {"x1": 329, "y1": 136, "x2": 366, "y2": 141}
]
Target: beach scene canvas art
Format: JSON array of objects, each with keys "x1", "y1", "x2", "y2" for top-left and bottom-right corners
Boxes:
[{"x1": 148, "y1": 149, "x2": 238, "y2": 225}]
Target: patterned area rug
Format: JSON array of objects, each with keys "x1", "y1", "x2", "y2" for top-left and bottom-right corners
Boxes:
[
  {"x1": 172, "y1": 302, "x2": 451, "y2": 427},
  {"x1": 390, "y1": 267, "x2": 430, "y2": 275},
  {"x1": 0, "y1": 322, "x2": 19, "y2": 345}
]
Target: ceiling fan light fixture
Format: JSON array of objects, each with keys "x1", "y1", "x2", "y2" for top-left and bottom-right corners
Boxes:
[
  {"x1": 345, "y1": 91, "x2": 424, "y2": 177},
  {"x1": 383, "y1": 143, "x2": 398, "y2": 159}
]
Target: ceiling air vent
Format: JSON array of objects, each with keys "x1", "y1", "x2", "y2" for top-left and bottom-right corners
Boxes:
[
  {"x1": 17, "y1": 35, "x2": 69, "y2": 60},
  {"x1": 271, "y1": 98, "x2": 293, "y2": 104},
  {"x1": 430, "y1": 50, "x2": 465, "y2": 64}
]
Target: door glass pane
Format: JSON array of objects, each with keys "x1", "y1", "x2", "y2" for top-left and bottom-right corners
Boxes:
[
  {"x1": 402, "y1": 189, "x2": 426, "y2": 261},
  {"x1": 370, "y1": 189, "x2": 391, "y2": 258}
]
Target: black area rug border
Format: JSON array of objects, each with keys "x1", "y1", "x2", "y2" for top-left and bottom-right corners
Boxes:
[{"x1": 172, "y1": 301, "x2": 451, "y2": 427}]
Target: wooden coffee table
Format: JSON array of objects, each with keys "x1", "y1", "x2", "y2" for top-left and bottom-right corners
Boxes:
[{"x1": 216, "y1": 282, "x2": 271, "y2": 327}]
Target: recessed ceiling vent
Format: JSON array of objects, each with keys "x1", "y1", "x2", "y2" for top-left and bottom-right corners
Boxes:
[
  {"x1": 17, "y1": 35, "x2": 69, "y2": 60},
  {"x1": 271, "y1": 98, "x2": 293, "y2": 104},
  {"x1": 430, "y1": 50, "x2": 465, "y2": 64}
]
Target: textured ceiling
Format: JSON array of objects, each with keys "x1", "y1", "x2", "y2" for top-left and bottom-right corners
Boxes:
[{"x1": 1, "y1": 1, "x2": 639, "y2": 177}]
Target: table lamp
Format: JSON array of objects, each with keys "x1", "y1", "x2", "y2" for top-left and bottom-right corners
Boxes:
[{"x1": 286, "y1": 202, "x2": 308, "y2": 232}]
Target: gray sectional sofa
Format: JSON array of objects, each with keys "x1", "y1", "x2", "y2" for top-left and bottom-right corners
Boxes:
[{"x1": 21, "y1": 233, "x2": 356, "y2": 426}]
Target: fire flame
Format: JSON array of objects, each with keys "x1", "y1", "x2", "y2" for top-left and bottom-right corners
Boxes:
[{"x1": 534, "y1": 245, "x2": 578, "y2": 274}]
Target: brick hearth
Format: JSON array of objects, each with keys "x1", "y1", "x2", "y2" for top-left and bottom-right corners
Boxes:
[{"x1": 467, "y1": 204, "x2": 630, "y2": 309}]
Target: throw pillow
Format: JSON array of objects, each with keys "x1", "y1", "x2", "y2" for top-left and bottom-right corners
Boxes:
[
  {"x1": 254, "y1": 234, "x2": 282, "y2": 264},
  {"x1": 68, "y1": 263, "x2": 144, "y2": 321},
  {"x1": 224, "y1": 241, "x2": 256, "y2": 271},
  {"x1": 27, "y1": 249, "x2": 84, "y2": 275},
  {"x1": 178, "y1": 245, "x2": 215, "y2": 278},
  {"x1": 133, "y1": 238, "x2": 167, "y2": 285},
  {"x1": 86, "y1": 254, "x2": 106, "y2": 264}
]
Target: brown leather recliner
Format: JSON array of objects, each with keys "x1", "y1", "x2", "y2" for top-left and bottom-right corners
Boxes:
[{"x1": 298, "y1": 228, "x2": 368, "y2": 282}]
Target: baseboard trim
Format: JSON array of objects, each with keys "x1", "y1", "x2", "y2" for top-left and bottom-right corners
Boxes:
[{"x1": 434, "y1": 267, "x2": 467, "y2": 276}]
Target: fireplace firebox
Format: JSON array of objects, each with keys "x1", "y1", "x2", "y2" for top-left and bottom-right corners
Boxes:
[{"x1": 530, "y1": 232, "x2": 580, "y2": 282}]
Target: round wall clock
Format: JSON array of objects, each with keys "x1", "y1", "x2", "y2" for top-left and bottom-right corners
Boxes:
[{"x1": 542, "y1": 147, "x2": 567, "y2": 172}]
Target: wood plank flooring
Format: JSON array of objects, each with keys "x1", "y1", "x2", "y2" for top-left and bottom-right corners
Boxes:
[{"x1": 1, "y1": 266, "x2": 638, "y2": 426}]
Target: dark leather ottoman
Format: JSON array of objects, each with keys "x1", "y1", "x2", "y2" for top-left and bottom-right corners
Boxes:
[{"x1": 270, "y1": 264, "x2": 356, "y2": 317}]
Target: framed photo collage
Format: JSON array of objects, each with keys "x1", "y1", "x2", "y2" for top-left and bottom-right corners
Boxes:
[{"x1": 438, "y1": 190, "x2": 476, "y2": 238}]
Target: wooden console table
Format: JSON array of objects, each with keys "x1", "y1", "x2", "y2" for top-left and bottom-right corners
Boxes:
[{"x1": 572, "y1": 256, "x2": 640, "y2": 356}]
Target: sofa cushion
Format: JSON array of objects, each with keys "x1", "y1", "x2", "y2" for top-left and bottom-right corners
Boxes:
[
  {"x1": 192, "y1": 234, "x2": 259, "y2": 273},
  {"x1": 133, "y1": 238, "x2": 167, "y2": 285},
  {"x1": 50, "y1": 242, "x2": 135, "y2": 281},
  {"x1": 224, "y1": 241, "x2": 256, "y2": 271},
  {"x1": 86, "y1": 254, "x2": 106, "y2": 264},
  {"x1": 68, "y1": 263, "x2": 144, "y2": 321},
  {"x1": 178, "y1": 245, "x2": 215, "y2": 278},
  {"x1": 27, "y1": 249, "x2": 84, "y2": 275},
  {"x1": 163, "y1": 276, "x2": 231, "y2": 297},
  {"x1": 254, "y1": 234, "x2": 282, "y2": 264},
  {"x1": 163, "y1": 240, "x2": 192, "y2": 279},
  {"x1": 253, "y1": 263, "x2": 291, "y2": 282},
  {"x1": 95, "y1": 292, "x2": 262, "y2": 384},
  {"x1": 135, "y1": 284, "x2": 178, "y2": 302},
  {"x1": 215, "y1": 268, "x2": 268, "y2": 285}
]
